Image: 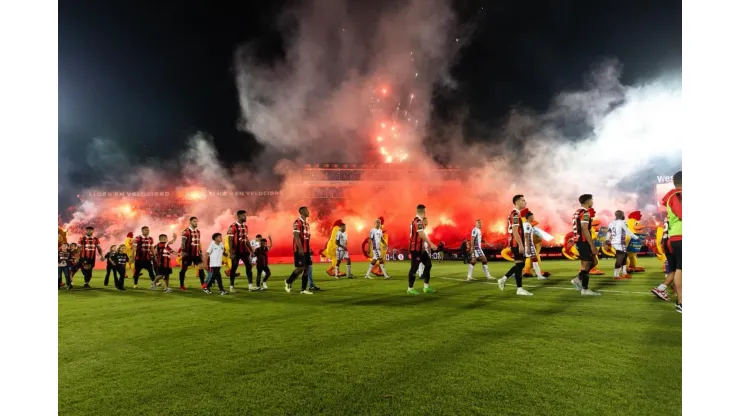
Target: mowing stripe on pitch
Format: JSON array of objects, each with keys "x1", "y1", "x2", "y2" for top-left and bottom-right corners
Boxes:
[{"x1": 437, "y1": 277, "x2": 655, "y2": 296}]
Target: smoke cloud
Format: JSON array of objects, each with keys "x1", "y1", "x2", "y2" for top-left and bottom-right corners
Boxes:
[{"x1": 61, "y1": 0, "x2": 681, "y2": 265}]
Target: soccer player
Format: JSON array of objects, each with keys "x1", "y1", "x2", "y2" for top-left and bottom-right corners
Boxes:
[
  {"x1": 204, "y1": 233, "x2": 228, "y2": 295},
  {"x1": 498, "y1": 195, "x2": 533, "y2": 296},
  {"x1": 522, "y1": 211, "x2": 547, "y2": 281},
  {"x1": 103, "y1": 245, "x2": 118, "y2": 286},
  {"x1": 408, "y1": 204, "x2": 437, "y2": 295},
  {"x1": 227, "y1": 210, "x2": 256, "y2": 293},
  {"x1": 132, "y1": 226, "x2": 157, "y2": 289},
  {"x1": 605, "y1": 210, "x2": 639, "y2": 280},
  {"x1": 335, "y1": 223, "x2": 355, "y2": 279},
  {"x1": 78, "y1": 226, "x2": 104, "y2": 288},
  {"x1": 180, "y1": 216, "x2": 206, "y2": 291},
  {"x1": 651, "y1": 217, "x2": 674, "y2": 302},
  {"x1": 59, "y1": 242, "x2": 72, "y2": 289},
  {"x1": 660, "y1": 171, "x2": 682, "y2": 313},
  {"x1": 255, "y1": 237, "x2": 272, "y2": 290},
  {"x1": 285, "y1": 206, "x2": 313, "y2": 295},
  {"x1": 467, "y1": 219, "x2": 493, "y2": 281},
  {"x1": 365, "y1": 218, "x2": 390, "y2": 279},
  {"x1": 113, "y1": 244, "x2": 129, "y2": 290},
  {"x1": 571, "y1": 194, "x2": 601, "y2": 296}
]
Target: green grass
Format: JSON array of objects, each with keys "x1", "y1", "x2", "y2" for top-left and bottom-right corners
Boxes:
[{"x1": 59, "y1": 258, "x2": 681, "y2": 416}]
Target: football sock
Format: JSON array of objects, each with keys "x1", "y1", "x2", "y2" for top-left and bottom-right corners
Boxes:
[
  {"x1": 347, "y1": 265, "x2": 351, "y2": 275},
  {"x1": 614, "y1": 268, "x2": 620, "y2": 277},
  {"x1": 366, "y1": 263, "x2": 374, "y2": 277},
  {"x1": 514, "y1": 263, "x2": 524, "y2": 288},
  {"x1": 482, "y1": 264, "x2": 491, "y2": 278},
  {"x1": 467, "y1": 264, "x2": 474, "y2": 278},
  {"x1": 532, "y1": 262, "x2": 542, "y2": 278},
  {"x1": 379, "y1": 264, "x2": 388, "y2": 277},
  {"x1": 658, "y1": 283, "x2": 667, "y2": 291}
]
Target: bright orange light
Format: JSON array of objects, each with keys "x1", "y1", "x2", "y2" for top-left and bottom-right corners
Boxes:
[
  {"x1": 380, "y1": 122, "x2": 386, "y2": 129},
  {"x1": 169, "y1": 224, "x2": 176, "y2": 230},
  {"x1": 380, "y1": 147, "x2": 387, "y2": 155},
  {"x1": 400, "y1": 153, "x2": 408, "y2": 161},
  {"x1": 381, "y1": 88, "x2": 388, "y2": 95},
  {"x1": 377, "y1": 136, "x2": 383, "y2": 142},
  {"x1": 391, "y1": 126, "x2": 396, "y2": 131},
  {"x1": 355, "y1": 224, "x2": 364, "y2": 232},
  {"x1": 386, "y1": 156, "x2": 393, "y2": 163}
]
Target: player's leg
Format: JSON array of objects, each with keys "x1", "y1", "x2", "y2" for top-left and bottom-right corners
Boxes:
[
  {"x1": 378, "y1": 259, "x2": 390, "y2": 278},
  {"x1": 256, "y1": 265, "x2": 264, "y2": 287},
  {"x1": 613, "y1": 251, "x2": 626, "y2": 279},
  {"x1": 346, "y1": 256, "x2": 353, "y2": 278},
  {"x1": 58, "y1": 267, "x2": 64, "y2": 288},
  {"x1": 672, "y1": 241, "x2": 682, "y2": 312},
  {"x1": 229, "y1": 255, "x2": 240, "y2": 288},
  {"x1": 420, "y1": 251, "x2": 435, "y2": 292},
  {"x1": 261, "y1": 266, "x2": 271, "y2": 289},
  {"x1": 285, "y1": 252, "x2": 304, "y2": 292},
  {"x1": 195, "y1": 258, "x2": 205, "y2": 286},
  {"x1": 163, "y1": 270, "x2": 171, "y2": 292},
  {"x1": 301, "y1": 255, "x2": 313, "y2": 293},
  {"x1": 179, "y1": 257, "x2": 191, "y2": 290},
  {"x1": 116, "y1": 266, "x2": 126, "y2": 290},
  {"x1": 335, "y1": 253, "x2": 343, "y2": 279},
  {"x1": 82, "y1": 259, "x2": 93, "y2": 287},
  {"x1": 244, "y1": 255, "x2": 255, "y2": 290},
  {"x1": 213, "y1": 267, "x2": 226, "y2": 293},
  {"x1": 408, "y1": 252, "x2": 422, "y2": 293},
  {"x1": 133, "y1": 260, "x2": 143, "y2": 287},
  {"x1": 467, "y1": 255, "x2": 477, "y2": 280},
  {"x1": 365, "y1": 257, "x2": 376, "y2": 279},
  {"x1": 481, "y1": 257, "x2": 492, "y2": 279},
  {"x1": 104, "y1": 263, "x2": 112, "y2": 286},
  {"x1": 575, "y1": 242, "x2": 598, "y2": 295}
]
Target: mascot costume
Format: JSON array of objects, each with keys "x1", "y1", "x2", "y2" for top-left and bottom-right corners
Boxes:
[
  {"x1": 561, "y1": 208, "x2": 605, "y2": 275},
  {"x1": 124, "y1": 232, "x2": 135, "y2": 278},
  {"x1": 625, "y1": 211, "x2": 646, "y2": 273},
  {"x1": 58, "y1": 227, "x2": 68, "y2": 249},
  {"x1": 501, "y1": 216, "x2": 552, "y2": 278},
  {"x1": 361, "y1": 217, "x2": 388, "y2": 277},
  {"x1": 320, "y1": 219, "x2": 347, "y2": 277},
  {"x1": 653, "y1": 221, "x2": 668, "y2": 272}
]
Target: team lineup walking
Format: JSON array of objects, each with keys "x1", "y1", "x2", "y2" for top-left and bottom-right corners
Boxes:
[{"x1": 58, "y1": 171, "x2": 682, "y2": 311}]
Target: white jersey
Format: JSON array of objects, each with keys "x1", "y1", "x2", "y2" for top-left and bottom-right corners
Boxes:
[
  {"x1": 522, "y1": 222, "x2": 536, "y2": 257},
  {"x1": 471, "y1": 227, "x2": 482, "y2": 249},
  {"x1": 336, "y1": 231, "x2": 348, "y2": 251},
  {"x1": 250, "y1": 239, "x2": 260, "y2": 251},
  {"x1": 369, "y1": 228, "x2": 383, "y2": 250},
  {"x1": 607, "y1": 219, "x2": 638, "y2": 250},
  {"x1": 207, "y1": 241, "x2": 225, "y2": 268}
]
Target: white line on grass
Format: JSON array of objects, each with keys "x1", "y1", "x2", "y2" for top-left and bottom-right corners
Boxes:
[{"x1": 437, "y1": 277, "x2": 655, "y2": 296}]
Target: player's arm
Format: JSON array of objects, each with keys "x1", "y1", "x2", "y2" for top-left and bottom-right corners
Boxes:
[
  {"x1": 512, "y1": 224, "x2": 524, "y2": 249},
  {"x1": 581, "y1": 215, "x2": 596, "y2": 251},
  {"x1": 168, "y1": 233, "x2": 177, "y2": 245},
  {"x1": 469, "y1": 232, "x2": 475, "y2": 254},
  {"x1": 293, "y1": 223, "x2": 303, "y2": 254},
  {"x1": 181, "y1": 231, "x2": 189, "y2": 253},
  {"x1": 418, "y1": 224, "x2": 436, "y2": 250},
  {"x1": 245, "y1": 231, "x2": 254, "y2": 255},
  {"x1": 524, "y1": 224, "x2": 532, "y2": 249},
  {"x1": 132, "y1": 237, "x2": 139, "y2": 255},
  {"x1": 267, "y1": 235, "x2": 273, "y2": 249},
  {"x1": 623, "y1": 223, "x2": 639, "y2": 240}
]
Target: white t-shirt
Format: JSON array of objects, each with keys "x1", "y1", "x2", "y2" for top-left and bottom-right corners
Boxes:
[
  {"x1": 336, "y1": 231, "x2": 348, "y2": 250},
  {"x1": 369, "y1": 228, "x2": 383, "y2": 250},
  {"x1": 471, "y1": 227, "x2": 482, "y2": 249},
  {"x1": 207, "y1": 241, "x2": 225, "y2": 268},
  {"x1": 522, "y1": 222, "x2": 536, "y2": 256}
]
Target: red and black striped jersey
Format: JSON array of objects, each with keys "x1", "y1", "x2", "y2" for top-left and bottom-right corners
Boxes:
[
  {"x1": 572, "y1": 208, "x2": 592, "y2": 242},
  {"x1": 408, "y1": 216, "x2": 425, "y2": 252},
  {"x1": 254, "y1": 246, "x2": 269, "y2": 267},
  {"x1": 154, "y1": 242, "x2": 175, "y2": 267},
  {"x1": 181, "y1": 228, "x2": 202, "y2": 256},
  {"x1": 227, "y1": 221, "x2": 250, "y2": 253},
  {"x1": 507, "y1": 209, "x2": 524, "y2": 247},
  {"x1": 58, "y1": 250, "x2": 71, "y2": 266},
  {"x1": 134, "y1": 235, "x2": 154, "y2": 261},
  {"x1": 293, "y1": 218, "x2": 310, "y2": 252},
  {"x1": 78, "y1": 236, "x2": 100, "y2": 259}
]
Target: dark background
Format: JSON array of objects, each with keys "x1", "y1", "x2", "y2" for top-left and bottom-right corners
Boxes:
[{"x1": 58, "y1": 0, "x2": 681, "y2": 203}]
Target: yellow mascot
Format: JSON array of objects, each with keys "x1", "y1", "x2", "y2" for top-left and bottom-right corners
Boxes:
[
  {"x1": 58, "y1": 227, "x2": 68, "y2": 249},
  {"x1": 625, "y1": 211, "x2": 646, "y2": 273},
  {"x1": 561, "y1": 209, "x2": 605, "y2": 275},
  {"x1": 124, "y1": 232, "x2": 135, "y2": 277},
  {"x1": 320, "y1": 219, "x2": 346, "y2": 277},
  {"x1": 653, "y1": 221, "x2": 668, "y2": 272}
]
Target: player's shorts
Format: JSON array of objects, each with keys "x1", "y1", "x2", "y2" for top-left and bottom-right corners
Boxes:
[
  {"x1": 182, "y1": 255, "x2": 203, "y2": 267},
  {"x1": 576, "y1": 241, "x2": 595, "y2": 262},
  {"x1": 250, "y1": 256, "x2": 257, "y2": 265},
  {"x1": 293, "y1": 252, "x2": 311, "y2": 268},
  {"x1": 472, "y1": 248, "x2": 485, "y2": 259},
  {"x1": 612, "y1": 244, "x2": 626, "y2": 253},
  {"x1": 666, "y1": 240, "x2": 682, "y2": 272},
  {"x1": 370, "y1": 248, "x2": 381, "y2": 260},
  {"x1": 156, "y1": 266, "x2": 172, "y2": 276},
  {"x1": 524, "y1": 244, "x2": 537, "y2": 258},
  {"x1": 80, "y1": 257, "x2": 96, "y2": 270},
  {"x1": 336, "y1": 249, "x2": 349, "y2": 262},
  {"x1": 134, "y1": 259, "x2": 154, "y2": 271}
]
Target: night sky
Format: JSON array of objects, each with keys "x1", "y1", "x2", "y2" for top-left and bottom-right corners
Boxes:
[{"x1": 58, "y1": 0, "x2": 681, "y2": 204}]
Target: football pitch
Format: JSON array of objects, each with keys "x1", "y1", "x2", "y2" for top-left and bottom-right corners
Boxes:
[{"x1": 58, "y1": 258, "x2": 681, "y2": 416}]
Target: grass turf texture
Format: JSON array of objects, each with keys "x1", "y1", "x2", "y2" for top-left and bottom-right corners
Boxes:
[{"x1": 59, "y1": 258, "x2": 681, "y2": 416}]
